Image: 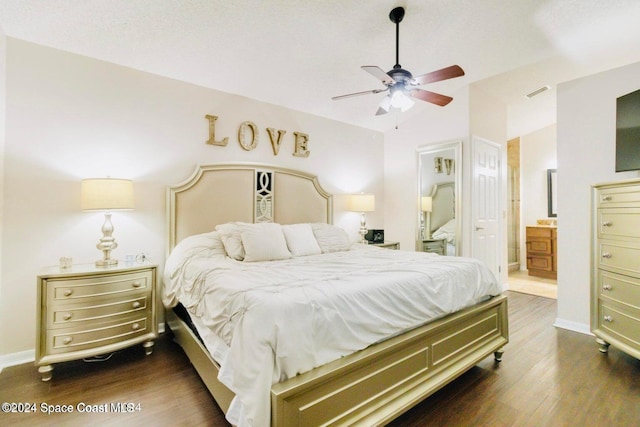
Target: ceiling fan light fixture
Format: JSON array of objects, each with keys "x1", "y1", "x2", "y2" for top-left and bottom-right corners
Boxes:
[
  {"x1": 379, "y1": 95, "x2": 392, "y2": 113},
  {"x1": 390, "y1": 90, "x2": 414, "y2": 112}
]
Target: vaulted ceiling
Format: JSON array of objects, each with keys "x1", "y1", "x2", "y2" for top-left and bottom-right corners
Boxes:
[{"x1": 2, "y1": 0, "x2": 640, "y2": 137}]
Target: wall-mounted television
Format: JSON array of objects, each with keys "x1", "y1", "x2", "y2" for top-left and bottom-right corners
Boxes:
[{"x1": 616, "y1": 88, "x2": 640, "y2": 172}]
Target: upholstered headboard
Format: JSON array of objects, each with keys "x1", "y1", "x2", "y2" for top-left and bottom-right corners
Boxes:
[
  {"x1": 167, "y1": 164, "x2": 333, "y2": 252},
  {"x1": 429, "y1": 182, "x2": 455, "y2": 233}
]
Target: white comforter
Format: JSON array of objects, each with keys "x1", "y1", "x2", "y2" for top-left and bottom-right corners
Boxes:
[{"x1": 164, "y1": 244, "x2": 501, "y2": 427}]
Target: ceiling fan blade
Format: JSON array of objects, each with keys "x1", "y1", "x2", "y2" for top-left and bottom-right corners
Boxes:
[
  {"x1": 332, "y1": 88, "x2": 387, "y2": 101},
  {"x1": 361, "y1": 66, "x2": 395, "y2": 86},
  {"x1": 409, "y1": 89, "x2": 453, "y2": 106},
  {"x1": 412, "y1": 65, "x2": 465, "y2": 86}
]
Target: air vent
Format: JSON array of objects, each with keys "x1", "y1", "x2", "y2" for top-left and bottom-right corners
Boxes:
[{"x1": 525, "y1": 85, "x2": 550, "y2": 99}]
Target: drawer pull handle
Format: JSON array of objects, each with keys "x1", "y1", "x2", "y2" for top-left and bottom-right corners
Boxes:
[
  {"x1": 63, "y1": 289, "x2": 73, "y2": 297},
  {"x1": 603, "y1": 315, "x2": 613, "y2": 322},
  {"x1": 132, "y1": 323, "x2": 140, "y2": 330},
  {"x1": 601, "y1": 253, "x2": 612, "y2": 259},
  {"x1": 63, "y1": 337, "x2": 73, "y2": 345},
  {"x1": 602, "y1": 195, "x2": 613, "y2": 201},
  {"x1": 132, "y1": 281, "x2": 142, "y2": 288},
  {"x1": 602, "y1": 284, "x2": 612, "y2": 291},
  {"x1": 132, "y1": 301, "x2": 141, "y2": 309},
  {"x1": 602, "y1": 221, "x2": 613, "y2": 227},
  {"x1": 63, "y1": 313, "x2": 72, "y2": 321}
]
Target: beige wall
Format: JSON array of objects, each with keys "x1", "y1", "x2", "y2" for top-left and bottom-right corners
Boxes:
[
  {"x1": 0, "y1": 39, "x2": 384, "y2": 359},
  {"x1": 556, "y1": 61, "x2": 640, "y2": 333}
]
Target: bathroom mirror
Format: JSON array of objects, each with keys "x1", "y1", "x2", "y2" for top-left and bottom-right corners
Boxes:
[
  {"x1": 416, "y1": 141, "x2": 462, "y2": 255},
  {"x1": 547, "y1": 169, "x2": 557, "y2": 217}
]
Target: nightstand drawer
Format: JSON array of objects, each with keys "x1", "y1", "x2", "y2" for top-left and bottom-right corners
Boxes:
[
  {"x1": 48, "y1": 271, "x2": 152, "y2": 302},
  {"x1": 49, "y1": 294, "x2": 149, "y2": 329},
  {"x1": 47, "y1": 317, "x2": 150, "y2": 355}
]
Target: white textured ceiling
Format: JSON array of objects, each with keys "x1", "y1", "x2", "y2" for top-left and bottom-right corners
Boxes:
[{"x1": 2, "y1": 0, "x2": 640, "y2": 137}]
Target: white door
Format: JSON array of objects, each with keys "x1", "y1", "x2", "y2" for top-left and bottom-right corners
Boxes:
[{"x1": 471, "y1": 136, "x2": 502, "y2": 279}]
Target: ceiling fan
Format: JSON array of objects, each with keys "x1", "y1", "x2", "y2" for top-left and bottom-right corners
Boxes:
[{"x1": 332, "y1": 6, "x2": 465, "y2": 116}]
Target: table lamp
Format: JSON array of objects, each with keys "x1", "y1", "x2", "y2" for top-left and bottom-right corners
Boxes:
[
  {"x1": 349, "y1": 193, "x2": 375, "y2": 244},
  {"x1": 421, "y1": 196, "x2": 433, "y2": 239},
  {"x1": 81, "y1": 178, "x2": 134, "y2": 267}
]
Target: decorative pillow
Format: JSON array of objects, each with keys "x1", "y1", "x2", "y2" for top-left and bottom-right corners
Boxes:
[
  {"x1": 282, "y1": 223, "x2": 322, "y2": 257},
  {"x1": 215, "y1": 222, "x2": 251, "y2": 260},
  {"x1": 241, "y1": 223, "x2": 292, "y2": 262},
  {"x1": 311, "y1": 223, "x2": 352, "y2": 253},
  {"x1": 164, "y1": 231, "x2": 226, "y2": 293}
]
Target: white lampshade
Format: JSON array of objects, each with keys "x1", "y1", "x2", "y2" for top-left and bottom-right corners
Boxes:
[
  {"x1": 421, "y1": 196, "x2": 433, "y2": 212},
  {"x1": 349, "y1": 193, "x2": 375, "y2": 212},
  {"x1": 81, "y1": 178, "x2": 134, "y2": 211}
]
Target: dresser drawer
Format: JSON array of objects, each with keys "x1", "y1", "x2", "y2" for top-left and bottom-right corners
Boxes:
[
  {"x1": 48, "y1": 294, "x2": 149, "y2": 329},
  {"x1": 597, "y1": 208, "x2": 640, "y2": 240},
  {"x1": 597, "y1": 240, "x2": 640, "y2": 277},
  {"x1": 47, "y1": 270, "x2": 152, "y2": 303},
  {"x1": 46, "y1": 317, "x2": 151, "y2": 355},
  {"x1": 598, "y1": 303, "x2": 640, "y2": 347},
  {"x1": 597, "y1": 184, "x2": 640, "y2": 207},
  {"x1": 598, "y1": 270, "x2": 640, "y2": 310}
]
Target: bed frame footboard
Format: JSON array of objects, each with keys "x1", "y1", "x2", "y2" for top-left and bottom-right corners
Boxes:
[{"x1": 166, "y1": 294, "x2": 508, "y2": 427}]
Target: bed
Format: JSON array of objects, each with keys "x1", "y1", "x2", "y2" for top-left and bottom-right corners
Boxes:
[{"x1": 163, "y1": 163, "x2": 508, "y2": 427}]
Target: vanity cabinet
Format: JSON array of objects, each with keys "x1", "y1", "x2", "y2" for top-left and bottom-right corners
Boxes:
[
  {"x1": 591, "y1": 179, "x2": 640, "y2": 360},
  {"x1": 525, "y1": 226, "x2": 557, "y2": 279}
]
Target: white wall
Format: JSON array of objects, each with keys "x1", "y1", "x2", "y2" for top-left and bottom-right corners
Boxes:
[
  {"x1": 0, "y1": 39, "x2": 384, "y2": 357},
  {"x1": 519, "y1": 124, "x2": 557, "y2": 268},
  {"x1": 556, "y1": 61, "x2": 640, "y2": 333}
]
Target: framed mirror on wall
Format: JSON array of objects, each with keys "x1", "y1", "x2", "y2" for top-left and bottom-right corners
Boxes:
[
  {"x1": 547, "y1": 169, "x2": 557, "y2": 218},
  {"x1": 416, "y1": 141, "x2": 462, "y2": 255}
]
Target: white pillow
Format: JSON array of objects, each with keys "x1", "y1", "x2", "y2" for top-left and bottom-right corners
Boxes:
[
  {"x1": 241, "y1": 223, "x2": 292, "y2": 262},
  {"x1": 215, "y1": 222, "x2": 251, "y2": 260},
  {"x1": 282, "y1": 223, "x2": 322, "y2": 257},
  {"x1": 311, "y1": 223, "x2": 351, "y2": 253}
]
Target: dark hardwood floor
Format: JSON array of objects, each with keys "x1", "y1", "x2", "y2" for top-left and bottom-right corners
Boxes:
[{"x1": 1, "y1": 291, "x2": 639, "y2": 426}]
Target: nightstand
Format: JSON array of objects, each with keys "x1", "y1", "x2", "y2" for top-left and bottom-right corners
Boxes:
[
  {"x1": 372, "y1": 241, "x2": 400, "y2": 250},
  {"x1": 36, "y1": 262, "x2": 158, "y2": 381},
  {"x1": 422, "y1": 238, "x2": 446, "y2": 255}
]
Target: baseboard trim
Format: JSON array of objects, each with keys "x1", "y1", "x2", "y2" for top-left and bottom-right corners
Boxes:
[
  {"x1": 553, "y1": 318, "x2": 592, "y2": 336},
  {"x1": 0, "y1": 349, "x2": 35, "y2": 372}
]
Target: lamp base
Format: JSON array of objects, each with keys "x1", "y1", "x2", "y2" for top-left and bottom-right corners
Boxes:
[
  {"x1": 359, "y1": 212, "x2": 369, "y2": 244},
  {"x1": 95, "y1": 258, "x2": 118, "y2": 268}
]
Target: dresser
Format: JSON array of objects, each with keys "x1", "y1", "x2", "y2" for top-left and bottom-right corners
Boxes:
[
  {"x1": 422, "y1": 238, "x2": 446, "y2": 255},
  {"x1": 525, "y1": 226, "x2": 557, "y2": 279},
  {"x1": 36, "y1": 263, "x2": 158, "y2": 381},
  {"x1": 591, "y1": 179, "x2": 640, "y2": 360}
]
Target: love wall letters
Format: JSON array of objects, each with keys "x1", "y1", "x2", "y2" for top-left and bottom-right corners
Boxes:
[{"x1": 205, "y1": 115, "x2": 310, "y2": 158}]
